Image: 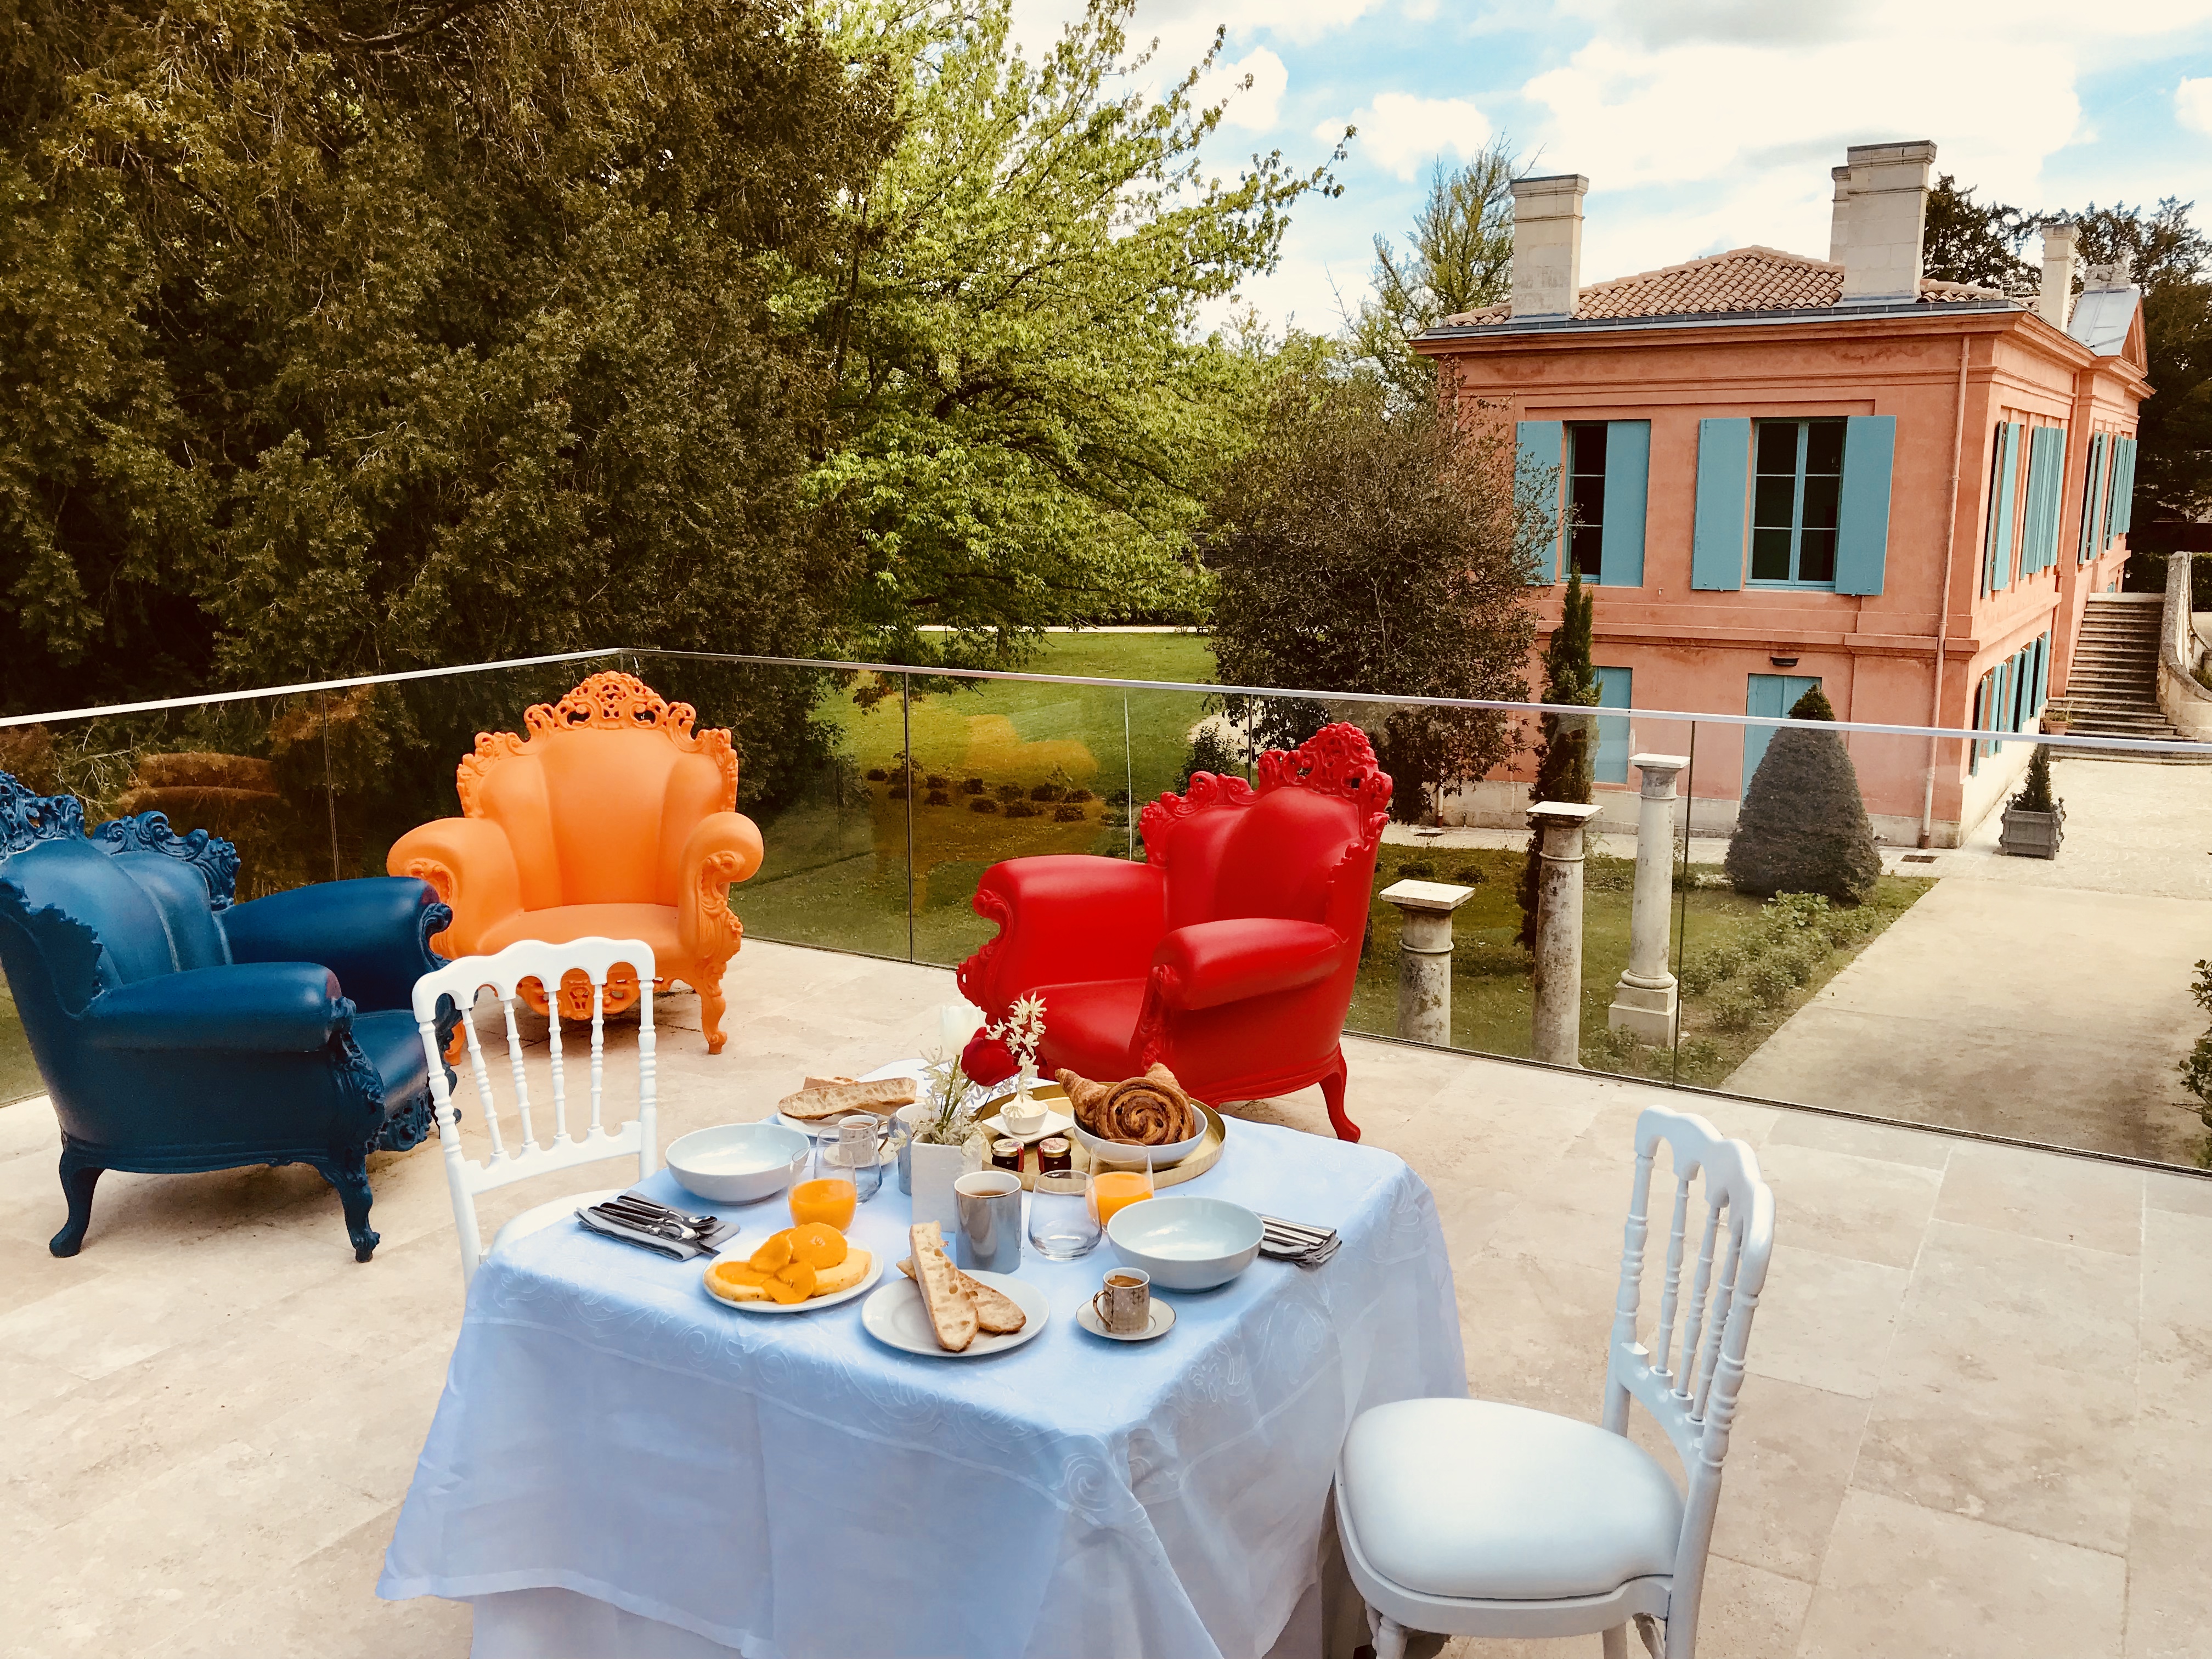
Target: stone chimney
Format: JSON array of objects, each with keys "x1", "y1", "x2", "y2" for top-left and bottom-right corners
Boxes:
[
  {"x1": 2036, "y1": 224, "x2": 2078, "y2": 327},
  {"x1": 1827, "y1": 165, "x2": 1853, "y2": 264},
  {"x1": 1836, "y1": 140, "x2": 1937, "y2": 304},
  {"x1": 1510, "y1": 174, "x2": 1589, "y2": 319}
]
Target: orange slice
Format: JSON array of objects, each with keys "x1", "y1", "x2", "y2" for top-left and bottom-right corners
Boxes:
[
  {"x1": 768, "y1": 1261, "x2": 817, "y2": 1304},
  {"x1": 708, "y1": 1260, "x2": 770, "y2": 1291},
  {"x1": 748, "y1": 1231, "x2": 794, "y2": 1273},
  {"x1": 789, "y1": 1222, "x2": 848, "y2": 1270}
]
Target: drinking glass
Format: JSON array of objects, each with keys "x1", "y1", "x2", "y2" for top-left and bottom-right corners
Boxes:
[
  {"x1": 1087, "y1": 1148, "x2": 1155, "y2": 1231},
  {"x1": 788, "y1": 1115, "x2": 878, "y2": 1228},
  {"x1": 1028, "y1": 1169, "x2": 1102, "y2": 1260}
]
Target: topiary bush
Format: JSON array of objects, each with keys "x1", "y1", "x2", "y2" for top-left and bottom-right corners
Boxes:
[
  {"x1": 924, "y1": 789, "x2": 952, "y2": 806},
  {"x1": 865, "y1": 768, "x2": 888, "y2": 782},
  {"x1": 1005, "y1": 800, "x2": 1040, "y2": 819},
  {"x1": 925, "y1": 774, "x2": 950, "y2": 791},
  {"x1": 2012, "y1": 744, "x2": 2056, "y2": 814},
  {"x1": 1064, "y1": 787, "x2": 1094, "y2": 803},
  {"x1": 1179, "y1": 724, "x2": 1244, "y2": 791},
  {"x1": 994, "y1": 782, "x2": 1025, "y2": 803},
  {"x1": 1052, "y1": 803, "x2": 1086, "y2": 822},
  {"x1": 1395, "y1": 858, "x2": 1437, "y2": 879},
  {"x1": 963, "y1": 777, "x2": 987, "y2": 794},
  {"x1": 969, "y1": 797, "x2": 998, "y2": 814},
  {"x1": 1029, "y1": 783, "x2": 1064, "y2": 802},
  {"x1": 1709, "y1": 986, "x2": 1763, "y2": 1031},
  {"x1": 1724, "y1": 686, "x2": 1881, "y2": 905}
]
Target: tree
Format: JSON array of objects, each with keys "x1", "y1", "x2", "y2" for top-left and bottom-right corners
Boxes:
[
  {"x1": 1515, "y1": 571, "x2": 1596, "y2": 951},
  {"x1": 1348, "y1": 140, "x2": 1518, "y2": 406},
  {"x1": 1205, "y1": 369, "x2": 1538, "y2": 821},
  {"x1": 1724, "y1": 686, "x2": 1881, "y2": 905},
  {"x1": 0, "y1": 0, "x2": 892, "y2": 810},
  {"x1": 1920, "y1": 175, "x2": 2040, "y2": 292},
  {"x1": 799, "y1": 0, "x2": 1342, "y2": 669}
]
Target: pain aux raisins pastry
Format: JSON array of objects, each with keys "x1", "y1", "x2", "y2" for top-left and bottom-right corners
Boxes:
[{"x1": 1056, "y1": 1062, "x2": 1198, "y2": 1147}]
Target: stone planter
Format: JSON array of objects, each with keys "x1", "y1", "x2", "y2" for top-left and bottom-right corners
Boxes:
[
  {"x1": 895, "y1": 1103, "x2": 970, "y2": 1234},
  {"x1": 1999, "y1": 801, "x2": 2065, "y2": 859}
]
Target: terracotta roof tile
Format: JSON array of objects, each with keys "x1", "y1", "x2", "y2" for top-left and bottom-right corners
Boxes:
[{"x1": 1436, "y1": 246, "x2": 2013, "y2": 329}]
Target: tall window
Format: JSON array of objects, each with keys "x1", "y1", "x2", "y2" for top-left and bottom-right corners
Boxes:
[
  {"x1": 1750, "y1": 419, "x2": 1844, "y2": 585},
  {"x1": 1566, "y1": 423, "x2": 1607, "y2": 579}
]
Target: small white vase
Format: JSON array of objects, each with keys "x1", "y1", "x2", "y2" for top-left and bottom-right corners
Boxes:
[{"x1": 896, "y1": 1104, "x2": 969, "y2": 1235}]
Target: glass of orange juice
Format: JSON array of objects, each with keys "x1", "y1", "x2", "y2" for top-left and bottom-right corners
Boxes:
[
  {"x1": 1088, "y1": 1148, "x2": 1155, "y2": 1229},
  {"x1": 789, "y1": 1116, "x2": 876, "y2": 1228}
]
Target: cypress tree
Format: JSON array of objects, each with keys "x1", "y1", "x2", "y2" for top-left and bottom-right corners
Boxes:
[
  {"x1": 2013, "y1": 743, "x2": 2056, "y2": 813},
  {"x1": 1724, "y1": 685, "x2": 1882, "y2": 904},
  {"x1": 1516, "y1": 572, "x2": 1599, "y2": 949}
]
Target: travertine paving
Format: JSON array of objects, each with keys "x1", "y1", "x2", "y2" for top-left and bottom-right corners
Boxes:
[{"x1": 2, "y1": 939, "x2": 2207, "y2": 1658}]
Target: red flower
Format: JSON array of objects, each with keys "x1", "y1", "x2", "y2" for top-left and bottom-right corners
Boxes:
[{"x1": 960, "y1": 1031, "x2": 1018, "y2": 1086}]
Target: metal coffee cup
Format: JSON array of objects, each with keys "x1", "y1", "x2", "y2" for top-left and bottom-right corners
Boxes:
[
  {"x1": 954, "y1": 1170, "x2": 1023, "y2": 1274},
  {"x1": 1092, "y1": 1267, "x2": 1151, "y2": 1335}
]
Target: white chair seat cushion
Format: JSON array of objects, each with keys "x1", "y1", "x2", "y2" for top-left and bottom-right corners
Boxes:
[
  {"x1": 1339, "y1": 1397, "x2": 1684, "y2": 1601},
  {"x1": 490, "y1": 1187, "x2": 627, "y2": 1257}
]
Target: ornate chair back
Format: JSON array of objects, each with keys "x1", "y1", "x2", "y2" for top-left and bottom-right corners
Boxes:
[
  {"x1": 411, "y1": 936, "x2": 659, "y2": 1283},
  {"x1": 1605, "y1": 1105, "x2": 1775, "y2": 1642},
  {"x1": 459, "y1": 674, "x2": 738, "y2": 911}
]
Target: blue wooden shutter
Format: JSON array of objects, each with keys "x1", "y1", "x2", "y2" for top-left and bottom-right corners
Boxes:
[
  {"x1": 2078, "y1": 432, "x2": 2106, "y2": 563},
  {"x1": 2112, "y1": 437, "x2": 2137, "y2": 535},
  {"x1": 1516, "y1": 421, "x2": 1563, "y2": 584},
  {"x1": 1692, "y1": 418, "x2": 1750, "y2": 590},
  {"x1": 1600, "y1": 421, "x2": 1649, "y2": 587},
  {"x1": 2101, "y1": 436, "x2": 2123, "y2": 545},
  {"x1": 2025, "y1": 427, "x2": 2063, "y2": 573},
  {"x1": 1835, "y1": 415, "x2": 1895, "y2": 595},
  {"x1": 1985, "y1": 422, "x2": 2021, "y2": 591},
  {"x1": 2035, "y1": 630, "x2": 2051, "y2": 714},
  {"x1": 1594, "y1": 666, "x2": 1633, "y2": 782}
]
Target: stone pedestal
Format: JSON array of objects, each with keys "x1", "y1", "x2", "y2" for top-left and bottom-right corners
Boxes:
[
  {"x1": 1528, "y1": 802, "x2": 1604, "y2": 1068},
  {"x1": 1380, "y1": 879, "x2": 1477, "y2": 1047},
  {"x1": 1610, "y1": 754, "x2": 1689, "y2": 1046}
]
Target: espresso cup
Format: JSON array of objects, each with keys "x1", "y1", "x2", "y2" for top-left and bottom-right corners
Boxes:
[
  {"x1": 1092, "y1": 1267, "x2": 1151, "y2": 1335},
  {"x1": 954, "y1": 1169, "x2": 1023, "y2": 1274}
]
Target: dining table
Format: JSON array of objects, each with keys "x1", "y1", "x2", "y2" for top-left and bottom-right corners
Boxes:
[{"x1": 377, "y1": 1110, "x2": 1468, "y2": 1659}]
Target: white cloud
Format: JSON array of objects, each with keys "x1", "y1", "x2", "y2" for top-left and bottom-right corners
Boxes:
[
  {"x1": 1320, "y1": 92, "x2": 1494, "y2": 179},
  {"x1": 1195, "y1": 46, "x2": 1289, "y2": 131},
  {"x1": 2180, "y1": 76, "x2": 2212, "y2": 136}
]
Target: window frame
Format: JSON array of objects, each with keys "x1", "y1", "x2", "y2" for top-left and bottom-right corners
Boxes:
[{"x1": 1747, "y1": 417, "x2": 1847, "y2": 589}]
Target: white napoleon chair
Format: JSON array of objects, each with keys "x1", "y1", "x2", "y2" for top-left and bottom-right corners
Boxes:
[
  {"x1": 410, "y1": 936, "x2": 659, "y2": 1285},
  {"x1": 1334, "y1": 1105, "x2": 1775, "y2": 1659}
]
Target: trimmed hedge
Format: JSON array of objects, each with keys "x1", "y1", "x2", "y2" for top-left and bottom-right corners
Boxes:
[{"x1": 1724, "y1": 686, "x2": 1880, "y2": 905}]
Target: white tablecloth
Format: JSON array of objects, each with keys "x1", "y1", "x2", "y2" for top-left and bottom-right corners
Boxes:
[{"x1": 378, "y1": 1118, "x2": 1466, "y2": 1658}]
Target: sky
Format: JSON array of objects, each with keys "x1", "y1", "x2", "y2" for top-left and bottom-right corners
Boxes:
[{"x1": 1013, "y1": 0, "x2": 2212, "y2": 332}]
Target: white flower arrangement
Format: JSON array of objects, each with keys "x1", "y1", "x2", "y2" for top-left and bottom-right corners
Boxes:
[
  {"x1": 914, "y1": 1001, "x2": 986, "y2": 1147},
  {"x1": 988, "y1": 993, "x2": 1048, "y2": 1099}
]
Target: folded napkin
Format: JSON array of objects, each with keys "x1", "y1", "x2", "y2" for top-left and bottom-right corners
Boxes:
[
  {"x1": 1259, "y1": 1215, "x2": 1340, "y2": 1268},
  {"x1": 577, "y1": 1201, "x2": 741, "y2": 1261}
]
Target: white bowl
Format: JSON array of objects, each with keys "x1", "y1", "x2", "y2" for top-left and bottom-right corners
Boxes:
[
  {"x1": 1106, "y1": 1196, "x2": 1263, "y2": 1290},
  {"x1": 665, "y1": 1122, "x2": 811, "y2": 1205},
  {"x1": 1071, "y1": 1114, "x2": 1208, "y2": 1167}
]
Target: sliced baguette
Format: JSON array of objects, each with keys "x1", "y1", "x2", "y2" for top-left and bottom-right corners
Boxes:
[
  {"x1": 777, "y1": 1076, "x2": 918, "y2": 1121},
  {"x1": 895, "y1": 1257, "x2": 1026, "y2": 1335},
  {"x1": 909, "y1": 1222, "x2": 978, "y2": 1352}
]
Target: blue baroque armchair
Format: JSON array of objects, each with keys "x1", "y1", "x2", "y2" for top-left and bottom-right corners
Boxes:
[{"x1": 0, "y1": 772, "x2": 454, "y2": 1261}]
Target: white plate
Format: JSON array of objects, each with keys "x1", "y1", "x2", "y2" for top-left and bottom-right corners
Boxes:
[
  {"x1": 701, "y1": 1248, "x2": 883, "y2": 1315},
  {"x1": 1075, "y1": 1297, "x2": 1176, "y2": 1343},
  {"x1": 859, "y1": 1270, "x2": 1051, "y2": 1358},
  {"x1": 978, "y1": 1105, "x2": 1074, "y2": 1145},
  {"x1": 771, "y1": 1059, "x2": 933, "y2": 1154}
]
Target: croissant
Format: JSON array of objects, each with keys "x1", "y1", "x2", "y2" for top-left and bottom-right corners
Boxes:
[{"x1": 1058, "y1": 1063, "x2": 1197, "y2": 1146}]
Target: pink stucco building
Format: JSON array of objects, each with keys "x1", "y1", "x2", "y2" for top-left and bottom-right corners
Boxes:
[{"x1": 1415, "y1": 142, "x2": 2151, "y2": 846}]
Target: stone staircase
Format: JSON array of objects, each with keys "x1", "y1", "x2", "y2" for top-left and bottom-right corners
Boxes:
[{"x1": 2062, "y1": 594, "x2": 2204, "y2": 758}]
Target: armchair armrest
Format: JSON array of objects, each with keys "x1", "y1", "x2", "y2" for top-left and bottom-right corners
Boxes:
[
  {"x1": 1149, "y1": 919, "x2": 1345, "y2": 1012},
  {"x1": 958, "y1": 857, "x2": 1166, "y2": 1009},
  {"x1": 677, "y1": 811, "x2": 765, "y2": 962},
  {"x1": 385, "y1": 817, "x2": 522, "y2": 956},
  {"x1": 222, "y1": 877, "x2": 450, "y2": 1012},
  {"x1": 81, "y1": 964, "x2": 350, "y2": 1053}
]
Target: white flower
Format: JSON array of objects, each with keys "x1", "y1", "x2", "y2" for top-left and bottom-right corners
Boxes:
[{"x1": 920, "y1": 1000, "x2": 987, "y2": 1065}]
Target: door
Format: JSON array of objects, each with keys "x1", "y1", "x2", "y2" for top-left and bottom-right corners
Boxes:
[
  {"x1": 1744, "y1": 673, "x2": 1820, "y2": 785},
  {"x1": 1595, "y1": 667, "x2": 1633, "y2": 785}
]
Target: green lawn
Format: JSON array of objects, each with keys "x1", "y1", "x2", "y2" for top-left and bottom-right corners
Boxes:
[{"x1": 1, "y1": 984, "x2": 38, "y2": 1107}]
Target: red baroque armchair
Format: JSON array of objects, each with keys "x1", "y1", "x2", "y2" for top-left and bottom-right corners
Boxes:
[{"x1": 956, "y1": 724, "x2": 1391, "y2": 1141}]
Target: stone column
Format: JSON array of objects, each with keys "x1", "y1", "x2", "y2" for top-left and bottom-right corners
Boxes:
[
  {"x1": 1380, "y1": 879, "x2": 1476, "y2": 1047},
  {"x1": 1528, "y1": 802, "x2": 1604, "y2": 1067},
  {"x1": 1609, "y1": 754, "x2": 1688, "y2": 1045}
]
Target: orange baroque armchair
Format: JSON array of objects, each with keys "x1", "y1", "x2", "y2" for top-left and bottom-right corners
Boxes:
[{"x1": 386, "y1": 673, "x2": 764, "y2": 1053}]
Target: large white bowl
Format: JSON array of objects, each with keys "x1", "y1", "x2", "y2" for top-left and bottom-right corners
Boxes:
[
  {"x1": 1070, "y1": 1113, "x2": 1208, "y2": 1167},
  {"x1": 1106, "y1": 1196, "x2": 1263, "y2": 1291},
  {"x1": 665, "y1": 1122, "x2": 811, "y2": 1205}
]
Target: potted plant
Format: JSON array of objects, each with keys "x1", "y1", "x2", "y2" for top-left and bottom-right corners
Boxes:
[
  {"x1": 1999, "y1": 743, "x2": 2064, "y2": 859},
  {"x1": 2040, "y1": 698, "x2": 2073, "y2": 736}
]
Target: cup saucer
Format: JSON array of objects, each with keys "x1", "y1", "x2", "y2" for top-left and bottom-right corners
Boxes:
[{"x1": 1075, "y1": 1298, "x2": 1176, "y2": 1342}]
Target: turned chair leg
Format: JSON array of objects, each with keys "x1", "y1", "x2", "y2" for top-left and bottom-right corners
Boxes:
[
  {"x1": 49, "y1": 1151, "x2": 103, "y2": 1257},
  {"x1": 1320, "y1": 1047, "x2": 1361, "y2": 1143},
  {"x1": 1368, "y1": 1612, "x2": 1408, "y2": 1659},
  {"x1": 698, "y1": 969, "x2": 729, "y2": 1057},
  {"x1": 314, "y1": 1154, "x2": 381, "y2": 1262}
]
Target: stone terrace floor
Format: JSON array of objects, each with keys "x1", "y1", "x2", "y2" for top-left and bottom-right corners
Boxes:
[{"x1": 3, "y1": 940, "x2": 2208, "y2": 1659}]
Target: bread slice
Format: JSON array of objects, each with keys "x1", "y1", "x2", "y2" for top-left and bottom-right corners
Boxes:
[
  {"x1": 777, "y1": 1076, "x2": 918, "y2": 1121},
  {"x1": 909, "y1": 1222, "x2": 978, "y2": 1351},
  {"x1": 896, "y1": 1257, "x2": 1025, "y2": 1335}
]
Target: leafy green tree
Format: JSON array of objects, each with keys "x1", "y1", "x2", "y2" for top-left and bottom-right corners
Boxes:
[
  {"x1": 1724, "y1": 685, "x2": 1881, "y2": 906},
  {"x1": 1920, "y1": 175, "x2": 2041, "y2": 292},
  {"x1": 1, "y1": 0, "x2": 891, "y2": 810},
  {"x1": 798, "y1": 0, "x2": 1342, "y2": 668},
  {"x1": 1348, "y1": 139, "x2": 1519, "y2": 405},
  {"x1": 1515, "y1": 571, "x2": 1596, "y2": 950},
  {"x1": 2180, "y1": 959, "x2": 2212, "y2": 1153},
  {"x1": 1205, "y1": 367, "x2": 1538, "y2": 821}
]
